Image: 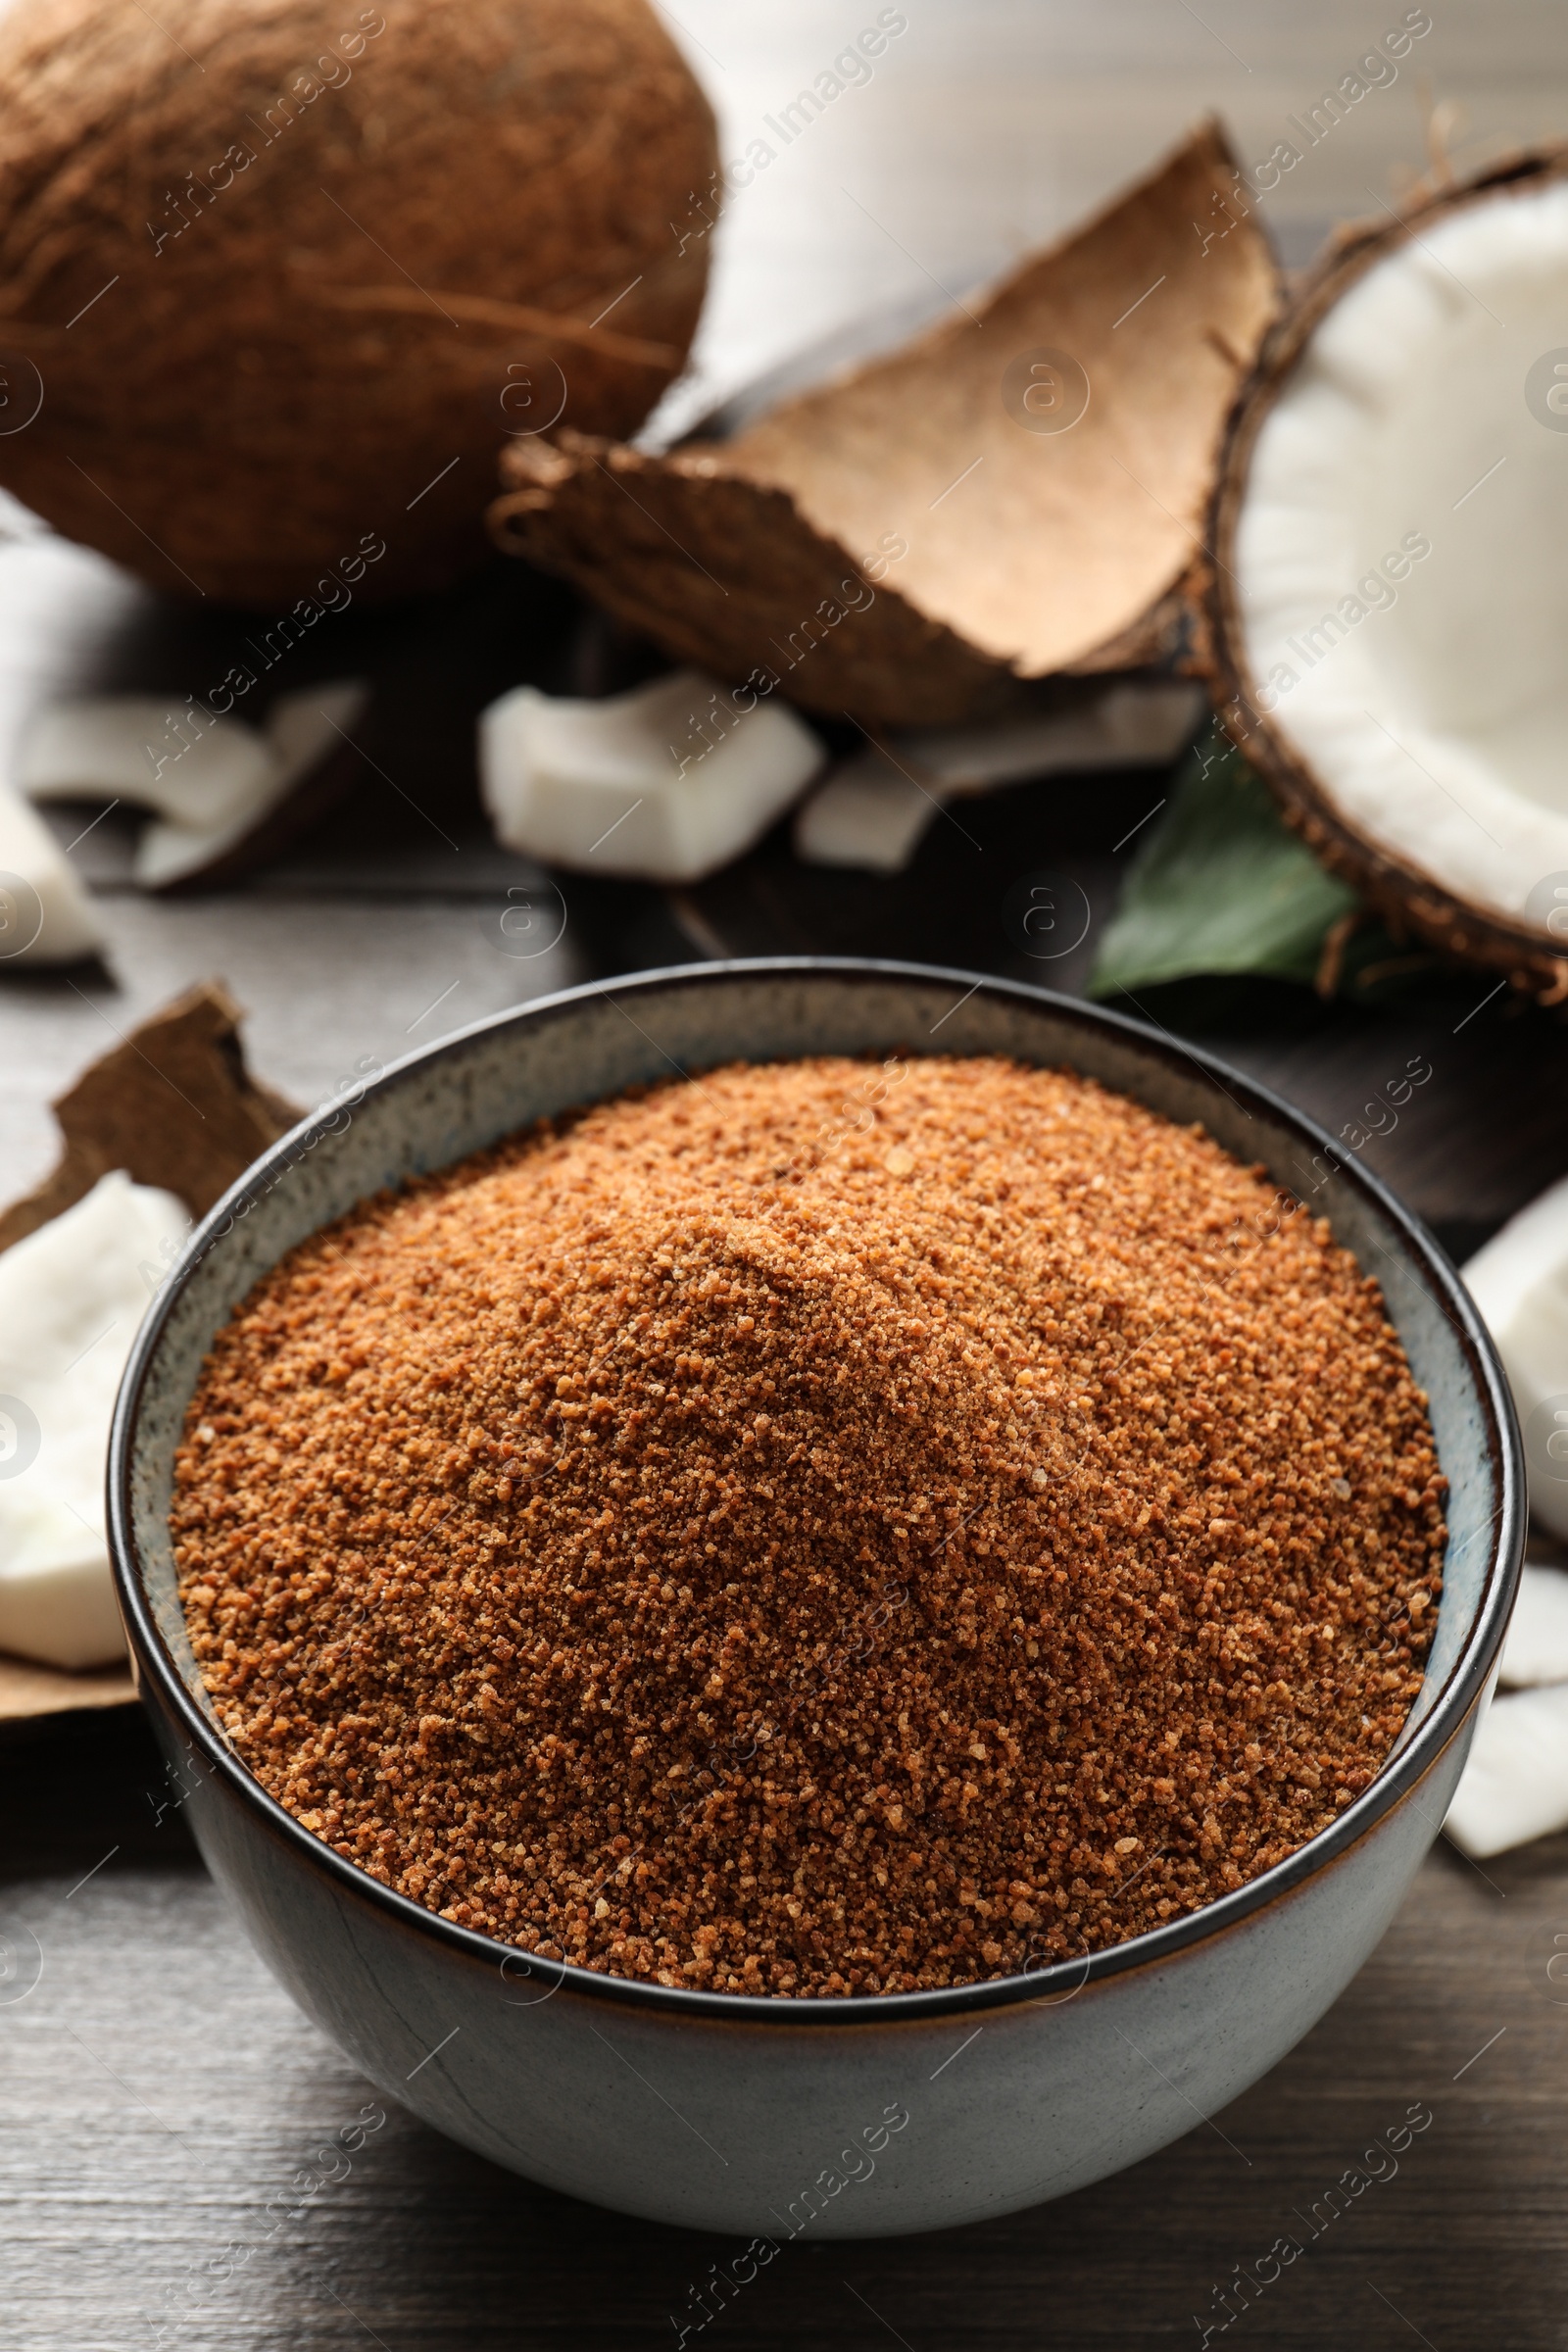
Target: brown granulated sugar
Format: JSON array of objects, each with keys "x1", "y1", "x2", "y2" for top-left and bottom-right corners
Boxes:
[{"x1": 172, "y1": 1054, "x2": 1446, "y2": 1998}]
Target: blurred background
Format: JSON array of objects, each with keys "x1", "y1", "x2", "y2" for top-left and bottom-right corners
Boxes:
[{"x1": 660, "y1": 0, "x2": 1568, "y2": 406}]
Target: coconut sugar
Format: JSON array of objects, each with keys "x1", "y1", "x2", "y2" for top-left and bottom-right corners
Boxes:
[{"x1": 172, "y1": 1056, "x2": 1446, "y2": 1997}]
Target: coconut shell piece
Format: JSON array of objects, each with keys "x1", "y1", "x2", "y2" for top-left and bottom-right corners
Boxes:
[
  {"x1": 0, "y1": 0, "x2": 716, "y2": 606},
  {"x1": 0, "y1": 979, "x2": 298, "y2": 1254},
  {"x1": 0, "y1": 1649, "x2": 135, "y2": 1719},
  {"x1": 1204, "y1": 145, "x2": 1568, "y2": 1004},
  {"x1": 490, "y1": 121, "x2": 1281, "y2": 727}
]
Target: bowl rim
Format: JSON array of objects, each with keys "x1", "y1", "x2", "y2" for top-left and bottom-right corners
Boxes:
[{"x1": 109, "y1": 955, "x2": 1525, "y2": 2028}]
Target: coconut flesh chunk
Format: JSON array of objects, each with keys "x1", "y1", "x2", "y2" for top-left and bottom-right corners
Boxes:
[
  {"x1": 1497, "y1": 1561, "x2": 1568, "y2": 1687},
  {"x1": 796, "y1": 678, "x2": 1203, "y2": 872},
  {"x1": 0, "y1": 1171, "x2": 188, "y2": 1668},
  {"x1": 493, "y1": 122, "x2": 1279, "y2": 726},
  {"x1": 1445, "y1": 1558, "x2": 1568, "y2": 1856},
  {"x1": 1447, "y1": 1154, "x2": 1568, "y2": 1854},
  {"x1": 0, "y1": 783, "x2": 104, "y2": 963},
  {"x1": 1463, "y1": 1171, "x2": 1568, "y2": 1539},
  {"x1": 19, "y1": 680, "x2": 369, "y2": 889},
  {"x1": 479, "y1": 669, "x2": 826, "y2": 882},
  {"x1": 1445, "y1": 1680, "x2": 1568, "y2": 1856},
  {"x1": 1235, "y1": 172, "x2": 1568, "y2": 943}
]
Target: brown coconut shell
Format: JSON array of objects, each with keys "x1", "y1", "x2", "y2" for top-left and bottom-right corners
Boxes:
[
  {"x1": 0, "y1": 978, "x2": 298, "y2": 1253},
  {"x1": 1205, "y1": 144, "x2": 1568, "y2": 1004},
  {"x1": 0, "y1": 1647, "x2": 136, "y2": 1719},
  {"x1": 489, "y1": 120, "x2": 1281, "y2": 727},
  {"x1": 0, "y1": 0, "x2": 715, "y2": 606}
]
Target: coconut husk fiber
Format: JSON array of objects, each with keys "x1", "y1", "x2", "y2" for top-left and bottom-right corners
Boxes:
[
  {"x1": 0, "y1": 979, "x2": 298, "y2": 1254},
  {"x1": 490, "y1": 121, "x2": 1281, "y2": 727},
  {"x1": 0, "y1": 0, "x2": 715, "y2": 606}
]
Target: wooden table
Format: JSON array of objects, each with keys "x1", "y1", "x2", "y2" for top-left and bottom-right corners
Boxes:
[{"x1": 7, "y1": 5, "x2": 1568, "y2": 2343}]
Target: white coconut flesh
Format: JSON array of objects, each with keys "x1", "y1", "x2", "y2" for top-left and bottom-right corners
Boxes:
[
  {"x1": 1445, "y1": 1678, "x2": 1568, "y2": 1857},
  {"x1": 1498, "y1": 1561, "x2": 1568, "y2": 1687},
  {"x1": 0, "y1": 1170, "x2": 188, "y2": 1668},
  {"x1": 0, "y1": 783, "x2": 103, "y2": 963},
  {"x1": 1464, "y1": 1169, "x2": 1568, "y2": 1540},
  {"x1": 795, "y1": 680, "x2": 1203, "y2": 873},
  {"x1": 479, "y1": 669, "x2": 825, "y2": 884},
  {"x1": 19, "y1": 679, "x2": 369, "y2": 888},
  {"x1": 1237, "y1": 177, "x2": 1568, "y2": 934}
]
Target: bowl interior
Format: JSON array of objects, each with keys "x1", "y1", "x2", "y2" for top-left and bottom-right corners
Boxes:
[{"x1": 118, "y1": 962, "x2": 1515, "y2": 1904}]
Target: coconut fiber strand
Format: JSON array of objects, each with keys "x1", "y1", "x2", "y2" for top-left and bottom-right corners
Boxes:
[{"x1": 172, "y1": 1057, "x2": 1446, "y2": 1997}]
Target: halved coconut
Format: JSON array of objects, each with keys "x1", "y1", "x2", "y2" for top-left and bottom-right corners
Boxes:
[
  {"x1": 491, "y1": 122, "x2": 1280, "y2": 727},
  {"x1": 1207, "y1": 146, "x2": 1568, "y2": 996}
]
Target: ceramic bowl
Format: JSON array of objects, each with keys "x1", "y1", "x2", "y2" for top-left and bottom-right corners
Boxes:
[{"x1": 109, "y1": 959, "x2": 1523, "y2": 2238}]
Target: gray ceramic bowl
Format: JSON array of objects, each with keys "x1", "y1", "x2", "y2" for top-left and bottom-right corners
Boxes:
[{"x1": 109, "y1": 959, "x2": 1523, "y2": 2238}]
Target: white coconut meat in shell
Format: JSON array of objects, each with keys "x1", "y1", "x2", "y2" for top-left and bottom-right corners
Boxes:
[{"x1": 1229, "y1": 166, "x2": 1568, "y2": 965}]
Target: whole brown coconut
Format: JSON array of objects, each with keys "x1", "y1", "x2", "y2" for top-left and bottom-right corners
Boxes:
[{"x1": 0, "y1": 0, "x2": 716, "y2": 605}]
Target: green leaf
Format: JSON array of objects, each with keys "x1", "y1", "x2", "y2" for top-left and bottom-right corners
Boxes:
[{"x1": 1090, "y1": 729, "x2": 1358, "y2": 999}]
